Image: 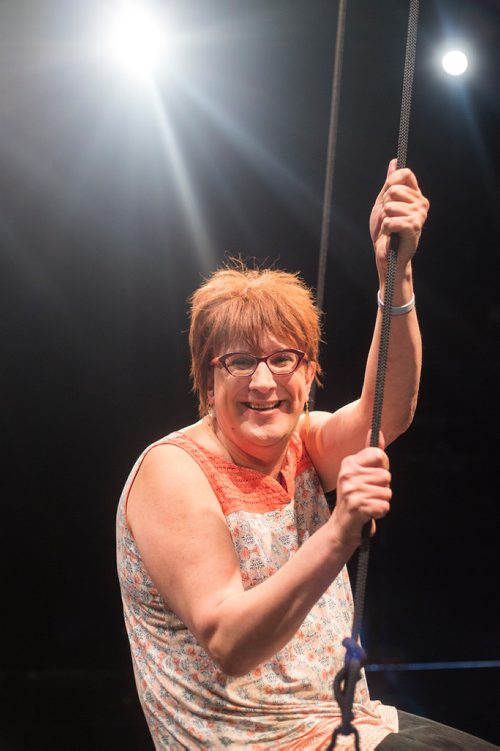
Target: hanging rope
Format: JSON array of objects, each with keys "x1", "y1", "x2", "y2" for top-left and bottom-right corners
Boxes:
[
  {"x1": 329, "y1": 1, "x2": 420, "y2": 748},
  {"x1": 310, "y1": 0, "x2": 347, "y2": 408}
]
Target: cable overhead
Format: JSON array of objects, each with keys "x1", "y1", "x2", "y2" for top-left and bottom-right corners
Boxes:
[{"x1": 310, "y1": 0, "x2": 347, "y2": 408}]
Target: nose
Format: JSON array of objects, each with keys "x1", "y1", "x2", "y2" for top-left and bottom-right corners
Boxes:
[{"x1": 248, "y1": 361, "x2": 276, "y2": 391}]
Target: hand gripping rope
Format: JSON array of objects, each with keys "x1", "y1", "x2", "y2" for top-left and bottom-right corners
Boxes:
[{"x1": 316, "y1": 2, "x2": 421, "y2": 749}]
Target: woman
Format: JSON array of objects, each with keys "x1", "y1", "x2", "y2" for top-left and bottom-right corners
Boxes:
[{"x1": 116, "y1": 163, "x2": 496, "y2": 749}]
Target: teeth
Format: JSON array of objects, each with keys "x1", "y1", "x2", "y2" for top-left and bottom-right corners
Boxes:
[{"x1": 246, "y1": 401, "x2": 281, "y2": 410}]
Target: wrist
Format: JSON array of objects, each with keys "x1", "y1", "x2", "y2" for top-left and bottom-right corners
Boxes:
[
  {"x1": 377, "y1": 290, "x2": 415, "y2": 315},
  {"x1": 325, "y1": 513, "x2": 362, "y2": 559},
  {"x1": 377, "y1": 256, "x2": 413, "y2": 290},
  {"x1": 378, "y1": 269, "x2": 414, "y2": 308}
]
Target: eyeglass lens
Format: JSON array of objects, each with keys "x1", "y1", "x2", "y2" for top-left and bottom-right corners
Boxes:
[{"x1": 225, "y1": 350, "x2": 300, "y2": 376}]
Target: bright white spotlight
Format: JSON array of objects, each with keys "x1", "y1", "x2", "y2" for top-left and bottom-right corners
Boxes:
[
  {"x1": 442, "y1": 50, "x2": 468, "y2": 76},
  {"x1": 106, "y1": 2, "x2": 168, "y2": 79}
]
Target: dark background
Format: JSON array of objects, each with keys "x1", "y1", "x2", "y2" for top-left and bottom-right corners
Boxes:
[{"x1": 1, "y1": 0, "x2": 499, "y2": 748}]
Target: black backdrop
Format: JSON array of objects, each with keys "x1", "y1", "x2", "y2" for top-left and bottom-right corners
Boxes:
[{"x1": 2, "y1": 1, "x2": 499, "y2": 747}]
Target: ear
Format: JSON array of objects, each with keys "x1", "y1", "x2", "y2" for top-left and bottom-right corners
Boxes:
[{"x1": 207, "y1": 369, "x2": 215, "y2": 405}]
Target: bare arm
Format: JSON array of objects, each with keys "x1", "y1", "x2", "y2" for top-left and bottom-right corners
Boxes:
[
  {"x1": 127, "y1": 440, "x2": 391, "y2": 676},
  {"x1": 304, "y1": 160, "x2": 429, "y2": 490}
]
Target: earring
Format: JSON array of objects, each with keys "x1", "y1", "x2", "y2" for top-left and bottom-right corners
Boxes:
[{"x1": 304, "y1": 400, "x2": 310, "y2": 435}]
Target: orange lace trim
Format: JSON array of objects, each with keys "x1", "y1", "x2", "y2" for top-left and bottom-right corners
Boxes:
[{"x1": 163, "y1": 431, "x2": 313, "y2": 516}]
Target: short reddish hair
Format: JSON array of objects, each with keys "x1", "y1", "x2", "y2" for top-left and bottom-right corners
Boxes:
[{"x1": 188, "y1": 260, "x2": 323, "y2": 416}]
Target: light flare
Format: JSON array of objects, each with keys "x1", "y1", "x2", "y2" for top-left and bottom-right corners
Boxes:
[{"x1": 105, "y1": 1, "x2": 168, "y2": 79}]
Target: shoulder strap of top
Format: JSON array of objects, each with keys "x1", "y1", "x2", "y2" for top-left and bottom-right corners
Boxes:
[{"x1": 162, "y1": 431, "x2": 312, "y2": 516}]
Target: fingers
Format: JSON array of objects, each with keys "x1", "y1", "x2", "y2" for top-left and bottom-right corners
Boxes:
[
  {"x1": 354, "y1": 487, "x2": 392, "y2": 520},
  {"x1": 383, "y1": 183, "x2": 424, "y2": 205},
  {"x1": 331, "y1": 447, "x2": 393, "y2": 546},
  {"x1": 382, "y1": 185, "x2": 429, "y2": 214},
  {"x1": 379, "y1": 181, "x2": 429, "y2": 242},
  {"x1": 355, "y1": 445, "x2": 390, "y2": 471},
  {"x1": 381, "y1": 212, "x2": 426, "y2": 240},
  {"x1": 377, "y1": 160, "x2": 414, "y2": 200},
  {"x1": 337, "y1": 451, "x2": 392, "y2": 515},
  {"x1": 373, "y1": 164, "x2": 429, "y2": 249},
  {"x1": 387, "y1": 165, "x2": 420, "y2": 191},
  {"x1": 379, "y1": 163, "x2": 425, "y2": 204},
  {"x1": 381, "y1": 211, "x2": 428, "y2": 241},
  {"x1": 340, "y1": 449, "x2": 392, "y2": 499}
]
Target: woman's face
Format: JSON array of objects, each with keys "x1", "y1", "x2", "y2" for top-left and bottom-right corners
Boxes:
[{"x1": 209, "y1": 333, "x2": 315, "y2": 464}]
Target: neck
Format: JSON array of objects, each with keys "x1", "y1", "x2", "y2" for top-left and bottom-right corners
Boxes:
[{"x1": 209, "y1": 418, "x2": 289, "y2": 479}]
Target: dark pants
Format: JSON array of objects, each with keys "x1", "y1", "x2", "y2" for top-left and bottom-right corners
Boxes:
[{"x1": 375, "y1": 710, "x2": 500, "y2": 750}]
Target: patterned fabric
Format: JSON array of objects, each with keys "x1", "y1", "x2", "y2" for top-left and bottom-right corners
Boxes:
[{"x1": 116, "y1": 431, "x2": 398, "y2": 749}]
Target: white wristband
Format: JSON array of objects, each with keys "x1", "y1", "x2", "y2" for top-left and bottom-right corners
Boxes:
[{"x1": 377, "y1": 290, "x2": 415, "y2": 316}]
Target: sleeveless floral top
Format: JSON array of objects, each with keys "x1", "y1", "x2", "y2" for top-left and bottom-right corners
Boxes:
[{"x1": 116, "y1": 431, "x2": 397, "y2": 749}]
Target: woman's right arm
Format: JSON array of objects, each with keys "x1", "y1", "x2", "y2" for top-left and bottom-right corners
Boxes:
[{"x1": 127, "y1": 442, "x2": 391, "y2": 677}]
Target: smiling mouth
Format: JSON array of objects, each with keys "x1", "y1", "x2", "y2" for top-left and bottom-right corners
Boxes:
[{"x1": 244, "y1": 401, "x2": 283, "y2": 411}]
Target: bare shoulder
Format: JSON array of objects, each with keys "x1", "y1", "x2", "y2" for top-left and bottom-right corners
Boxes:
[
  {"x1": 127, "y1": 439, "x2": 223, "y2": 532},
  {"x1": 135, "y1": 439, "x2": 207, "y2": 489},
  {"x1": 124, "y1": 436, "x2": 244, "y2": 640}
]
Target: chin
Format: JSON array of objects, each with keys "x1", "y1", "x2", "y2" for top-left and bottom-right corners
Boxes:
[{"x1": 242, "y1": 421, "x2": 295, "y2": 448}]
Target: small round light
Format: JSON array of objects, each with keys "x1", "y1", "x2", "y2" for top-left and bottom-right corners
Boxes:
[{"x1": 442, "y1": 50, "x2": 468, "y2": 76}]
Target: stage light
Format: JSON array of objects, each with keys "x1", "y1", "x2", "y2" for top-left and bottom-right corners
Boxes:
[
  {"x1": 442, "y1": 50, "x2": 468, "y2": 76},
  {"x1": 105, "y1": 1, "x2": 168, "y2": 79}
]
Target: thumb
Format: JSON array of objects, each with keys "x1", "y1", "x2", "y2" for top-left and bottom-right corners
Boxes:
[
  {"x1": 366, "y1": 429, "x2": 386, "y2": 449},
  {"x1": 386, "y1": 158, "x2": 398, "y2": 179},
  {"x1": 375, "y1": 160, "x2": 398, "y2": 204}
]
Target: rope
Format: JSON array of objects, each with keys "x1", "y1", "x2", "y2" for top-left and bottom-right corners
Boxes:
[
  {"x1": 330, "y1": 1, "x2": 420, "y2": 746},
  {"x1": 310, "y1": 0, "x2": 347, "y2": 408},
  {"x1": 316, "y1": 0, "x2": 347, "y2": 314}
]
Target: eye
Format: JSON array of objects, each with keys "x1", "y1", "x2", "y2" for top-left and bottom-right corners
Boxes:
[
  {"x1": 225, "y1": 354, "x2": 256, "y2": 372},
  {"x1": 268, "y1": 351, "x2": 298, "y2": 370}
]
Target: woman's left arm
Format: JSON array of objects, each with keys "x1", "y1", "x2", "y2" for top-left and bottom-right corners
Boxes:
[{"x1": 305, "y1": 159, "x2": 429, "y2": 491}]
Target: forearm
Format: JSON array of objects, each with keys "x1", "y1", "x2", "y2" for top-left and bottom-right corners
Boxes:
[
  {"x1": 361, "y1": 258, "x2": 422, "y2": 441},
  {"x1": 205, "y1": 522, "x2": 356, "y2": 676}
]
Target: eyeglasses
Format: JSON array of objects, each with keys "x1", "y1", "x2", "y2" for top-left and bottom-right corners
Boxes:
[{"x1": 211, "y1": 349, "x2": 308, "y2": 377}]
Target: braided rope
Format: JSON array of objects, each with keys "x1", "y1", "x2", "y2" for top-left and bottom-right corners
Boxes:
[{"x1": 331, "y1": 1, "x2": 420, "y2": 745}]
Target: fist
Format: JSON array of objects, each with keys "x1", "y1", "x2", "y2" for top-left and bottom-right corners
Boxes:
[
  {"x1": 370, "y1": 159, "x2": 430, "y2": 269},
  {"x1": 331, "y1": 446, "x2": 392, "y2": 547}
]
